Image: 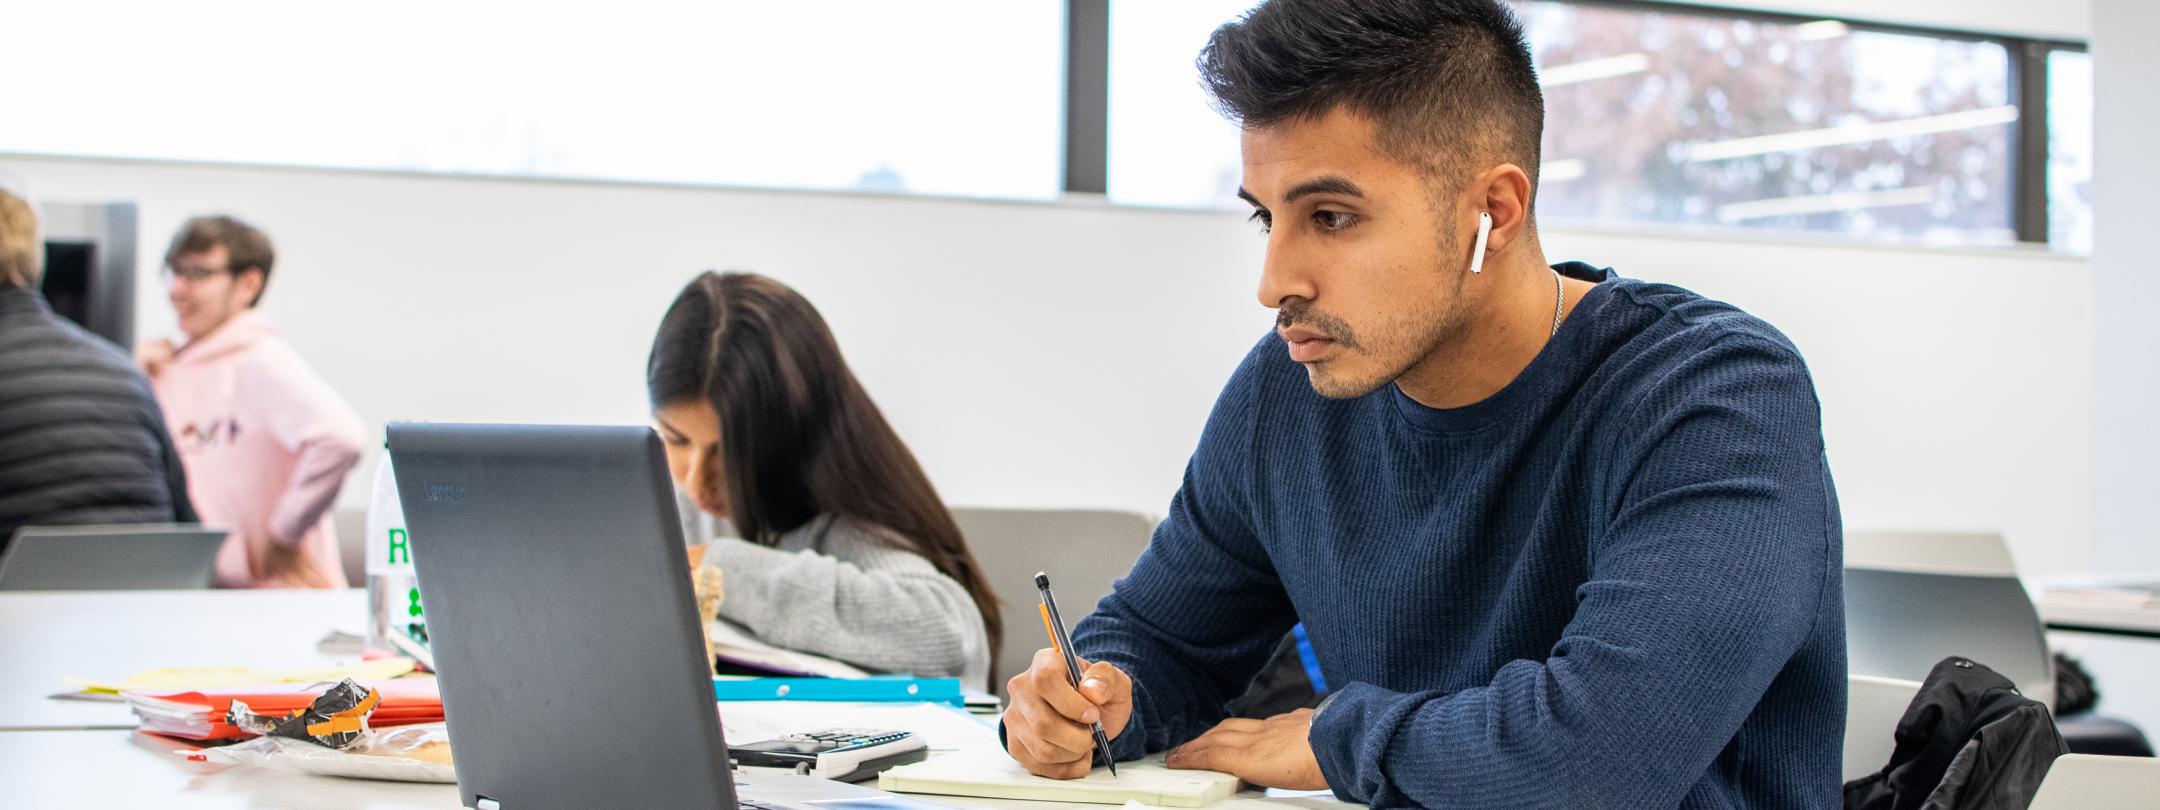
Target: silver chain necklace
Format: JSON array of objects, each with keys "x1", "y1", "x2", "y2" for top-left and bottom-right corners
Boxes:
[{"x1": 1550, "y1": 271, "x2": 1565, "y2": 337}]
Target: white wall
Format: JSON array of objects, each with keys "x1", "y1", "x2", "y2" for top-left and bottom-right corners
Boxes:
[
  {"x1": 1, "y1": 154, "x2": 2095, "y2": 576},
  {"x1": 2090, "y1": 0, "x2": 2160, "y2": 573},
  {"x1": 2067, "y1": 1, "x2": 2160, "y2": 734}
]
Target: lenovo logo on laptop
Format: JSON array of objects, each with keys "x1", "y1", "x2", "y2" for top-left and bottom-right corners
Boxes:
[{"x1": 424, "y1": 483, "x2": 466, "y2": 504}]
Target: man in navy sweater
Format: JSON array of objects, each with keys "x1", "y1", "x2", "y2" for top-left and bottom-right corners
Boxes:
[{"x1": 1000, "y1": 1, "x2": 1844, "y2": 807}]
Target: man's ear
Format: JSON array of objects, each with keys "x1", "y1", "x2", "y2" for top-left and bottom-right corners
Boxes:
[
  {"x1": 236, "y1": 267, "x2": 267, "y2": 308},
  {"x1": 1475, "y1": 164, "x2": 1534, "y2": 254}
]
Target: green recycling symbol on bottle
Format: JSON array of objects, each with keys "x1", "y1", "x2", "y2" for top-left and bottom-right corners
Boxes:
[{"x1": 406, "y1": 586, "x2": 427, "y2": 642}]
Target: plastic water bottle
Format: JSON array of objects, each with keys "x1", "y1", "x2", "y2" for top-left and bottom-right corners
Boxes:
[{"x1": 364, "y1": 453, "x2": 426, "y2": 651}]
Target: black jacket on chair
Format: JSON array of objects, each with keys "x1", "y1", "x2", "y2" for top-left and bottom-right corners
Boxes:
[
  {"x1": 0, "y1": 286, "x2": 196, "y2": 549},
  {"x1": 1845, "y1": 656, "x2": 2068, "y2": 810}
]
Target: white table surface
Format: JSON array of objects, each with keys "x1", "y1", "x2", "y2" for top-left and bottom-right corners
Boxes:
[
  {"x1": 2040, "y1": 599, "x2": 2160, "y2": 636},
  {"x1": 0, "y1": 590, "x2": 1358, "y2": 808},
  {"x1": 2034, "y1": 577, "x2": 2160, "y2": 638},
  {"x1": 0, "y1": 728, "x2": 461, "y2": 809},
  {"x1": 0, "y1": 729, "x2": 1352, "y2": 810},
  {"x1": 0, "y1": 589, "x2": 369, "y2": 730}
]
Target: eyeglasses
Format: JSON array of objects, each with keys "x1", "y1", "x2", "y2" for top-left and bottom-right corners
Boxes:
[{"x1": 161, "y1": 264, "x2": 232, "y2": 284}]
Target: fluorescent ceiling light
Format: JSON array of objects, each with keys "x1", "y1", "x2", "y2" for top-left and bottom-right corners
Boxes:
[
  {"x1": 1541, "y1": 159, "x2": 1586, "y2": 183},
  {"x1": 1716, "y1": 185, "x2": 1934, "y2": 223},
  {"x1": 1539, "y1": 53, "x2": 1649, "y2": 88},
  {"x1": 1794, "y1": 20, "x2": 1851, "y2": 41},
  {"x1": 1684, "y1": 105, "x2": 2019, "y2": 162}
]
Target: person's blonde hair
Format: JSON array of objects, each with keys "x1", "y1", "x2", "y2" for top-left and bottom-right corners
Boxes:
[{"x1": 0, "y1": 182, "x2": 40, "y2": 290}]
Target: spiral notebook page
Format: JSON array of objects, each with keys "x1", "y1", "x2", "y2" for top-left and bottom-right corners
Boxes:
[{"x1": 878, "y1": 748, "x2": 1240, "y2": 807}]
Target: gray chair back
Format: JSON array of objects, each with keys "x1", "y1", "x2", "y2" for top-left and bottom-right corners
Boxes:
[
  {"x1": 334, "y1": 506, "x2": 368, "y2": 587},
  {"x1": 951, "y1": 506, "x2": 1156, "y2": 697},
  {"x1": 2029, "y1": 753, "x2": 2160, "y2": 809},
  {"x1": 1844, "y1": 529, "x2": 2055, "y2": 708},
  {"x1": 1844, "y1": 674, "x2": 1923, "y2": 781}
]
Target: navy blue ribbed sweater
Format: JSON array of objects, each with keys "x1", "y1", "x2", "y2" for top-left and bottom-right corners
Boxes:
[{"x1": 1072, "y1": 263, "x2": 1845, "y2": 808}]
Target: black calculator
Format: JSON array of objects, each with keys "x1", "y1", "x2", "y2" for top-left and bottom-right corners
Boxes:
[{"x1": 731, "y1": 728, "x2": 929, "y2": 782}]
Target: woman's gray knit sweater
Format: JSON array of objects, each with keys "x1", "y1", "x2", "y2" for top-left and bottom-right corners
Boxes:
[{"x1": 681, "y1": 500, "x2": 991, "y2": 689}]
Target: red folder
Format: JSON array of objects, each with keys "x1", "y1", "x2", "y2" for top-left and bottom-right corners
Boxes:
[{"x1": 125, "y1": 677, "x2": 443, "y2": 741}]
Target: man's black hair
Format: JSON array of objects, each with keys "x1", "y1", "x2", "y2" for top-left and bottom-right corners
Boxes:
[{"x1": 1201, "y1": 0, "x2": 1545, "y2": 199}]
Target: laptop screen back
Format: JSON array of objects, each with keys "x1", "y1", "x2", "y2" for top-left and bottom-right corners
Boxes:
[
  {"x1": 0, "y1": 524, "x2": 225, "y2": 591},
  {"x1": 388, "y1": 423, "x2": 735, "y2": 810}
]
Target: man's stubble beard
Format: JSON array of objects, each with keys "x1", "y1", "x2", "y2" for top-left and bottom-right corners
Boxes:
[{"x1": 1303, "y1": 232, "x2": 1471, "y2": 400}]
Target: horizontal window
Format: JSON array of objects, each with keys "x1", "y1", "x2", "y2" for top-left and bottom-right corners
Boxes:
[
  {"x1": 1108, "y1": 1, "x2": 2024, "y2": 248},
  {"x1": 1524, "y1": 3, "x2": 2015, "y2": 246},
  {"x1": 1, "y1": 1, "x2": 1066, "y2": 201}
]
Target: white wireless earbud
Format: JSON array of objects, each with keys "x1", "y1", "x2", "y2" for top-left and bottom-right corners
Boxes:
[{"x1": 1468, "y1": 211, "x2": 1493, "y2": 275}]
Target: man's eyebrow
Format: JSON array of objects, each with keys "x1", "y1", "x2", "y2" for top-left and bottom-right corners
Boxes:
[
  {"x1": 1237, "y1": 177, "x2": 1367, "y2": 208},
  {"x1": 1284, "y1": 176, "x2": 1364, "y2": 203}
]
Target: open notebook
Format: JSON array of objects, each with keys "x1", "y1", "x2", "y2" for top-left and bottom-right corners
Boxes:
[{"x1": 878, "y1": 748, "x2": 1241, "y2": 807}]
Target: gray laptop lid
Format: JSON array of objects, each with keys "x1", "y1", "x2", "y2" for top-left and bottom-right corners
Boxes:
[
  {"x1": 0, "y1": 524, "x2": 226, "y2": 590},
  {"x1": 388, "y1": 423, "x2": 735, "y2": 810}
]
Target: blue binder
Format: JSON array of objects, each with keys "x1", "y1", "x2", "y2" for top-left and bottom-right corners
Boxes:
[{"x1": 711, "y1": 675, "x2": 965, "y2": 706}]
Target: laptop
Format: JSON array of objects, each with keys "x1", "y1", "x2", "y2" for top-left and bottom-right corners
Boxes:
[
  {"x1": 387, "y1": 423, "x2": 948, "y2": 810},
  {"x1": 0, "y1": 524, "x2": 227, "y2": 590}
]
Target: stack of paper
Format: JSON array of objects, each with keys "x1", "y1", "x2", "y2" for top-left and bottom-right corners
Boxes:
[
  {"x1": 879, "y1": 748, "x2": 1241, "y2": 807},
  {"x1": 2044, "y1": 581, "x2": 2160, "y2": 608},
  {"x1": 707, "y1": 618, "x2": 870, "y2": 678},
  {"x1": 126, "y1": 677, "x2": 443, "y2": 741}
]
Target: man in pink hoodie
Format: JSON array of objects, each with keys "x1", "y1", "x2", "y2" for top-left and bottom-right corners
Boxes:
[{"x1": 138, "y1": 215, "x2": 365, "y2": 588}]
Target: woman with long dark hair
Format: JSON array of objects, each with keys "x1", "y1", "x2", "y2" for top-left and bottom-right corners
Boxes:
[{"x1": 648, "y1": 271, "x2": 1000, "y2": 687}]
